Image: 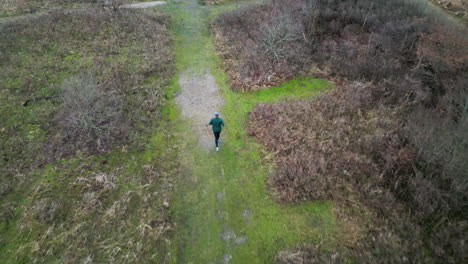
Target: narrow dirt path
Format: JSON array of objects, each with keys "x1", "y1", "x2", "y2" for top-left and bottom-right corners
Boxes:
[
  {"x1": 176, "y1": 70, "x2": 223, "y2": 150},
  {"x1": 164, "y1": 1, "x2": 338, "y2": 263},
  {"x1": 121, "y1": 1, "x2": 166, "y2": 9},
  {"x1": 169, "y1": 1, "x2": 245, "y2": 261}
]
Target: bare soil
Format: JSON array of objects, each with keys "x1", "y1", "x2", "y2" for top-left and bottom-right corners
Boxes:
[
  {"x1": 120, "y1": 1, "x2": 166, "y2": 9},
  {"x1": 175, "y1": 69, "x2": 224, "y2": 150}
]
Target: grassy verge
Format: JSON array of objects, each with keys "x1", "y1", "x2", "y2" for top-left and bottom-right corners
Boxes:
[{"x1": 159, "y1": 1, "x2": 339, "y2": 263}]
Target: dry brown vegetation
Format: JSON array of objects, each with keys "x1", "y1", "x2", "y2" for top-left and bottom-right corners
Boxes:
[
  {"x1": 213, "y1": 1, "x2": 309, "y2": 90},
  {"x1": 0, "y1": 7, "x2": 177, "y2": 263},
  {"x1": 214, "y1": 0, "x2": 467, "y2": 262},
  {"x1": 1, "y1": 8, "x2": 173, "y2": 159}
]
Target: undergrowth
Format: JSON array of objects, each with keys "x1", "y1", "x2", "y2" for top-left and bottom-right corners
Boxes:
[
  {"x1": 0, "y1": 7, "x2": 178, "y2": 263},
  {"x1": 214, "y1": 0, "x2": 467, "y2": 263}
]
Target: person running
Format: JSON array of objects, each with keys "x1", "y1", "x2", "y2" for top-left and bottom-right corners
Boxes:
[{"x1": 208, "y1": 112, "x2": 224, "y2": 151}]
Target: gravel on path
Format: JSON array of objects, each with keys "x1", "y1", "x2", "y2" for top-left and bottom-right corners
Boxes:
[
  {"x1": 120, "y1": 1, "x2": 166, "y2": 9},
  {"x1": 176, "y1": 70, "x2": 224, "y2": 150}
]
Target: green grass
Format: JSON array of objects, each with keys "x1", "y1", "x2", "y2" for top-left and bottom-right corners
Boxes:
[
  {"x1": 160, "y1": 0, "x2": 336, "y2": 263},
  {"x1": 2, "y1": 1, "x2": 336, "y2": 262},
  {"x1": 0, "y1": 9, "x2": 178, "y2": 263}
]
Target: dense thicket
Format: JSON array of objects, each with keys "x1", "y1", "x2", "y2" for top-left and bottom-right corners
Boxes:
[{"x1": 215, "y1": 0, "x2": 467, "y2": 262}]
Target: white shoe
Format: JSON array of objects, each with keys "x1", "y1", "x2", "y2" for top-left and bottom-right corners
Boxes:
[{"x1": 216, "y1": 147, "x2": 219, "y2": 152}]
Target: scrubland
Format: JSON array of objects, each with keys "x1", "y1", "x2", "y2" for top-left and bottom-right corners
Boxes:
[
  {"x1": 1, "y1": 0, "x2": 466, "y2": 262},
  {"x1": 0, "y1": 6, "x2": 178, "y2": 263},
  {"x1": 213, "y1": 0, "x2": 467, "y2": 262}
]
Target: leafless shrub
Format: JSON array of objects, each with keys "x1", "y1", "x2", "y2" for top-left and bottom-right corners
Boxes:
[
  {"x1": 213, "y1": 0, "x2": 310, "y2": 90},
  {"x1": 260, "y1": 15, "x2": 302, "y2": 62},
  {"x1": 57, "y1": 73, "x2": 125, "y2": 152}
]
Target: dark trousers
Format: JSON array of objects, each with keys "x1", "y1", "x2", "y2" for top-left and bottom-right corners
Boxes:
[{"x1": 213, "y1": 131, "x2": 221, "y2": 147}]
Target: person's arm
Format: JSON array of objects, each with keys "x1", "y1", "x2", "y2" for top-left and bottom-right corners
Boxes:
[{"x1": 221, "y1": 119, "x2": 225, "y2": 127}]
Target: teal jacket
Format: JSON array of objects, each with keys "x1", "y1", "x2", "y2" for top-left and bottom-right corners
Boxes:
[{"x1": 209, "y1": 117, "x2": 224, "y2": 132}]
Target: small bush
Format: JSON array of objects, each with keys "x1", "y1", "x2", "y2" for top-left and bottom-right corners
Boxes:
[
  {"x1": 57, "y1": 73, "x2": 125, "y2": 152},
  {"x1": 259, "y1": 14, "x2": 302, "y2": 62},
  {"x1": 213, "y1": 0, "x2": 310, "y2": 90}
]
